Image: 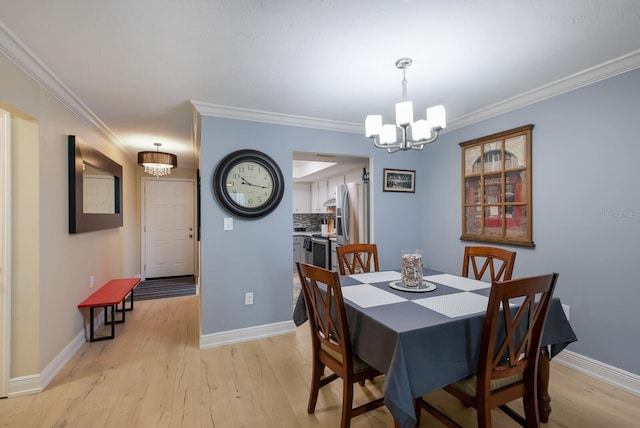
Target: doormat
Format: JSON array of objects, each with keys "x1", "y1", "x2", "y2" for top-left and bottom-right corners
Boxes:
[{"x1": 132, "y1": 275, "x2": 197, "y2": 301}]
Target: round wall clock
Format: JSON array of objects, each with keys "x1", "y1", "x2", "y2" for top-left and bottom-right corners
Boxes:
[{"x1": 213, "y1": 149, "x2": 285, "y2": 219}]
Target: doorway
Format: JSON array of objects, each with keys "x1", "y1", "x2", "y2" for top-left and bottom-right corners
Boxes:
[
  {"x1": 291, "y1": 152, "x2": 374, "y2": 305},
  {"x1": 0, "y1": 109, "x2": 10, "y2": 397},
  {"x1": 142, "y1": 178, "x2": 196, "y2": 279}
]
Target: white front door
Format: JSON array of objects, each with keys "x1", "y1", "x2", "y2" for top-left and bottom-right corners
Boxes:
[{"x1": 144, "y1": 179, "x2": 195, "y2": 278}]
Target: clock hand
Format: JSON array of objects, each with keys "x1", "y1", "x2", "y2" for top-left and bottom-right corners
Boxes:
[
  {"x1": 240, "y1": 176, "x2": 257, "y2": 187},
  {"x1": 241, "y1": 176, "x2": 268, "y2": 189}
]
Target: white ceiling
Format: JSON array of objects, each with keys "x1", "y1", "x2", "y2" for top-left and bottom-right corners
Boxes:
[{"x1": 1, "y1": 1, "x2": 640, "y2": 170}]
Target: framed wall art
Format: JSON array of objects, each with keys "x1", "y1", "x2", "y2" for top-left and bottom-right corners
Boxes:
[
  {"x1": 383, "y1": 168, "x2": 415, "y2": 193},
  {"x1": 459, "y1": 124, "x2": 534, "y2": 247}
]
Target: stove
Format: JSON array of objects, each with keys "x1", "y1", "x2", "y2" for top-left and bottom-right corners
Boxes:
[{"x1": 311, "y1": 235, "x2": 330, "y2": 269}]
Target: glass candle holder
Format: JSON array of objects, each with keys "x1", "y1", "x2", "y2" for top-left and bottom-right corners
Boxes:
[{"x1": 401, "y1": 249, "x2": 423, "y2": 287}]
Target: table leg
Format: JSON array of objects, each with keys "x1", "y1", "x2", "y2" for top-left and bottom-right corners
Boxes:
[{"x1": 537, "y1": 346, "x2": 552, "y2": 422}]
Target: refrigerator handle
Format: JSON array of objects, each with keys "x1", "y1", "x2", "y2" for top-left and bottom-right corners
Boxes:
[{"x1": 343, "y1": 188, "x2": 350, "y2": 242}]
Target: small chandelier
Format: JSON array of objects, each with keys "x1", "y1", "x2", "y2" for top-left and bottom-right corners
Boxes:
[
  {"x1": 365, "y1": 58, "x2": 446, "y2": 153},
  {"x1": 137, "y1": 143, "x2": 177, "y2": 177}
]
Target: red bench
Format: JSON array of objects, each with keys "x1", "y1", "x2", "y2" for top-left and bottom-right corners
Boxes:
[{"x1": 77, "y1": 278, "x2": 140, "y2": 342}]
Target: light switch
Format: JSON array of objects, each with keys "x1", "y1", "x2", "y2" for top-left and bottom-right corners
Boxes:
[{"x1": 224, "y1": 217, "x2": 233, "y2": 230}]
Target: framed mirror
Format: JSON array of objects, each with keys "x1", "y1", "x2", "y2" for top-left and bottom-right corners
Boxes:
[{"x1": 68, "y1": 135, "x2": 123, "y2": 233}]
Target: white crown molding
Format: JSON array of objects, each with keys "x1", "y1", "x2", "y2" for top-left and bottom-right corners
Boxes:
[
  {"x1": 4, "y1": 16, "x2": 639, "y2": 144},
  {"x1": 448, "y1": 49, "x2": 640, "y2": 131},
  {"x1": 199, "y1": 320, "x2": 295, "y2": 350},
  {"x1": 194, "y1": 50, "x2": 640, "y2": 135},
  {"x1": 191, "y1": 100, "x2": 363, "y2": 134},
  {"x1": 0, "y1": 20, "x2": 128, "y2": 153}
]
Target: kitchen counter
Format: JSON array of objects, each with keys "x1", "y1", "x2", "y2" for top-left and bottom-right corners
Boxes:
[{"x1": 293, "y1": 231, "x2": 336, "y2": 239}]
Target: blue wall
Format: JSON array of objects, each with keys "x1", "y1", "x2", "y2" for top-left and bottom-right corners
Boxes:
[
  {"x1": 200, "y1": 67, "x2": 640, "y2": 376},
  {"x1": 199, "y1": 118, "x2": 425, "y2": 333},
  {"x1": 422, "y1": 68, "x2": 640, "y2": 375}
]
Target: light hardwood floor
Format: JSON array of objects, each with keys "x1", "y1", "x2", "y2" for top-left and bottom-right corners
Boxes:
[{"x1": 1, "y1": 295, "x2": 639, "y2": 427}]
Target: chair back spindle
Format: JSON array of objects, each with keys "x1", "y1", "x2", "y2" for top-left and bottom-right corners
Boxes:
[
  {"x1": 462, "y1": 246, "x2": 516, "y2": 282},
  {"x1": 336, "y1": 243, "x2": 380, "y2": 275}
]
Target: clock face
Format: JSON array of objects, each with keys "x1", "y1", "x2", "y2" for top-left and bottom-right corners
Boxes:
[
  {"x1": 224, "y1": 160, "x2": 275, "y2": 208},
  {"x1": 213, "y1": 150, "x2": 285, "y2": 218}
]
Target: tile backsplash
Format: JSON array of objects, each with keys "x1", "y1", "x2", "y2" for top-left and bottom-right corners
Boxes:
[{"x1": 293, "y1": 213, "x2": 334, "y2": 232}]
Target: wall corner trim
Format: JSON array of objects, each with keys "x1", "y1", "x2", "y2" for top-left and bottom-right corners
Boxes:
[{"x1": 199, "y1": 320, "x2": 296, "y2": 350}]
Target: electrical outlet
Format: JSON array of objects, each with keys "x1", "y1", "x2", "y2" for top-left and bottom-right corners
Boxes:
[
  {"x1": 562, "y1": 304, "x2": 570, "y2": 320},
  {"x1": 90, "y1": 275, "x2": 94, "y2": 288},
  {"x1": 244, "y1": 292, "x2": 253, "y2": 305}
]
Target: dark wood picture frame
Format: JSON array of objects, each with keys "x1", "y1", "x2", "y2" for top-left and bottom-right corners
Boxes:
[
  {"x1": 459, "y1": 124, "x2": 534, "y2": 247},
  {"x1": 383, "y1": 168, "x2": 415, "y2": 193}
]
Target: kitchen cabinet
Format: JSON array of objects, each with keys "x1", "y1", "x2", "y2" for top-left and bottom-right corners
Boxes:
[
  {"x1": 293, "y1": 236, "x2": 303, "y2": 270},
  {"x1": 293, "y1": 182, "x2": 311, "y2": 213},
  {"x1": 310, "y1": 179, "x2": 328, "y2": 213},
  {"x1": 327, "y1": 174, "x2": 344, "y2": 200},
  {"x1": 344, "y1": 167, "x2": 363, "y2": 184}
]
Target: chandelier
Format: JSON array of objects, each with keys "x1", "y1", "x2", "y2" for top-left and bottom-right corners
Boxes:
[
  {"x1": 365, "y1": 58, "x2": 446, "y2": 153},
  {"x1": 137, "y1": 143, "x2": 177, "y2": 177}
]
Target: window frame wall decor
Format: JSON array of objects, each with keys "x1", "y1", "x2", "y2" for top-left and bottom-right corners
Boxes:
[{"x1": 459, "y1": 124, "x2": 534, "y2": 247}]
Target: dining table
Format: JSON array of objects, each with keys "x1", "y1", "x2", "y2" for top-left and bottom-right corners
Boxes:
[{"x1": 293, "y1": 268, "x2": 577, "y2": 428}]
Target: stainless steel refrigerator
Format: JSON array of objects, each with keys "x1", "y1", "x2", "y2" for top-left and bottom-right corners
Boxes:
[{"x1": 335, "y1": 181, "x2": 370, "y2": 245}]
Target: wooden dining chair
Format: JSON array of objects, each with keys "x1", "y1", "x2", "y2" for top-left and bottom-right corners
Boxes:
[
  {"x1": 416, "y1": 272, "x2": 559, "y2": 428},
  {"x1": 296, "y1": 262, "x2": 385, "y2": 428},
  {"x1": 462, "y1": 246, "x2": 517, "y2": 282},
  {"x1": 336, "y1": 243, "x2": 380, "y2": 275}
]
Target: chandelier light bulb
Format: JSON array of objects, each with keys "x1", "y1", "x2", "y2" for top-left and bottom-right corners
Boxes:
[{"x1": 365, "y1": 57, "x2": 446, "y2": 153}]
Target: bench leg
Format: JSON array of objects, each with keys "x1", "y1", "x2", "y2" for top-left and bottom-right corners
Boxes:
[
  {"x1": 113, "y1": 299, "x2": 126, "y2": 323},
  {"x1": 89, "y1": 305, "x2": 117, "y2": 342},
  {"x1": 127, "y1": 288, "x2": 134, "y2": 311},
  {"x1": 119, "y1": 290, "x2": 135, "y2": 313}
]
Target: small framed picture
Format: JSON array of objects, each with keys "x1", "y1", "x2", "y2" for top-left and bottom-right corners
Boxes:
[{"x1": 383, "y1": 168, "x2": 416, "y2": 193}]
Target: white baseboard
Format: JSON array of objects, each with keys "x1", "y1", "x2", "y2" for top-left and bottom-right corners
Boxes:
[
  {"x1": 7, "y1": 374, "x2": 40, "y2": 397},
  {"x1": 199, "y1": 320, "x2": 296, "y2": 349},
  {"x1": 554, "y1": 350, "x2": 640, "y2": 397},
  {"x1": 8, "y1": 310, "x2": 103, "y2": 397},
  {"x1": 39, "y1": 329, "x2": 86, "y2": 389}
]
